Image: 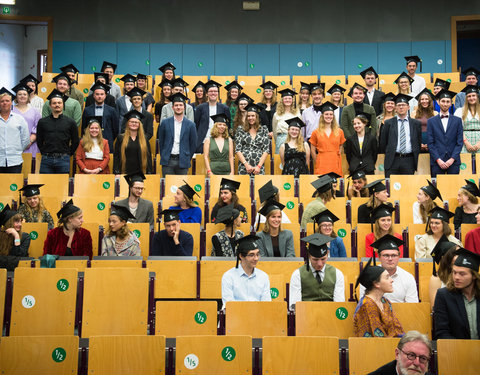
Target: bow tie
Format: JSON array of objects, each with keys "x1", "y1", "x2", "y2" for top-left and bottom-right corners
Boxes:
[
  {"x1": 96, "y1": 106, "x2": 103, "y2": 109},
  {"x1": 441, "y1": 115, "x2": 449, "y2": 119},
  {"x1": 313, "y1": 105, "x2": 322, "y2": 112}
]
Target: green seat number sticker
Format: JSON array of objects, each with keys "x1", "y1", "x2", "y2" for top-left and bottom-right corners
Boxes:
[
  {"x1": 52, "y1": 347, "x2": 66, "y2": 363},
  {"x1": 286, "y1": 201, "x2": 294, "y2": 209},
  {"x1": 10, "y1": 183, "x2": 18, "y2": 191},
  {"x1": 194, "y1": 184, "x2": 202, "y2": 192},
  {"x1": 460, "y1": 163, "x2": 467, "y2": 170},
  {"x1": 283, "y1": 182, "x2": 291, "y2": 190},
  {"x1": 337, "y1": 228, "x2": 347, "y2": 238},
  {"x1": 222, "y1": 346, "x2": 236, "y2": 361},
  {"x1": 30, "y1": 231, "x2": 38, "y2": 240},
  {"x1": 270, "y1": 287, "x2": 279, "y2": 299},
  {"x1": 0, "y1": 203, "x2": 4, "y2": 210},
  {"x1": 133, "y1": 229, "x2": 141, "y2": 238},
  {"x1": 194, "y1": 311, "x2": 207, "y2": 324},
  {"x1": 102, "y1": 182, "x2": 110, "y2": 189},
  {"x1": 57, "y1": 279, "x2": 69, "y2": 292},
  {"x1": 335, "y1": 307, "x2": 348, "y2": 320},
  {"x1": 97, "y1": 202, "x2": 105, "y2": 210}
]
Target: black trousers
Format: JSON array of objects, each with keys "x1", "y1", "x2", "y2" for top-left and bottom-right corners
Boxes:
[{"x1": 385, "y1": 155, "x2": 415, "y2": 177}]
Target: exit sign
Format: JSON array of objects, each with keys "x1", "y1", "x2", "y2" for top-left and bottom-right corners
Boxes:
[{"x1": 2, "y1": 6, "x2": 10, "y2": 14}]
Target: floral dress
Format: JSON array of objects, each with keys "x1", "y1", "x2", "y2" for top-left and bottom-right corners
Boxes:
[
  {"x1": 282, "y1": 143, "x2": 308, "y2": 177},
  {"x1": 234, "y1": 125, "x2": 270, "y2": 175}
]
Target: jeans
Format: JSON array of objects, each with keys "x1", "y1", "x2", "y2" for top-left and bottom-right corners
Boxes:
[
  {"x1": 162, "y1": 157, "x2": 188, "y2": 177},
  {"x1": 39, "y1": 155, "x2": 71, "y2": 174}
]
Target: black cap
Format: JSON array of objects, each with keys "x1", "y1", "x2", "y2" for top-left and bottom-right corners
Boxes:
[
  {"x1": 158, "y1": 79, "x2": 173, "y2": 88},
  {"x1": 169, "y1": 92, "x2": 188, "y2": 103},
  {"x1": 309, "y1": 82, "x2": 325, "y2": 92},
  {"x1": 85, "y1": 116, "x2": 102, "y2": 127},
  {"x1": 12, "y1": 82, "x2": 33, "y2": 95},
  {"x1": 370, "y1": 234, "x2": 404, "y2": 253},
  {"x1": 210, "y1": 113, "x2": 229, "y2": 124},
  {"x1": 0, "y1": 87, "x2": 15, "y2": 98},
  {"x1": 234, "y1": 93, "x2": 253, "y2": 105},
  {"x1": 161, "y1": 208, "x2": 181, "y2": 222},
  {"x1": 365, "y1": 179, "x2": 386, "y2": 194},
  {"x1": 430, "y1": 235, "x2": 457, "y2": 265},
  {"x1": 394, "y1": 72, "x2": 414, "y2": 85},
  {"x1": 404, "y1": 56, "x2": 421, "y2": 64},
  {"x1": 158, "y1": 62, "x2": 176, "y2": 73},
  {"x1": 462, "y1": 179, "x2": 480, "y2": 197},
  {"x1": 327, "y1": 84, "x2": 346, "y2": 95},
  {"x1": 20, "y1": 74, "x2": 40, "y2": 85},
  {"x1": 454, "y1": 248, "x2": 480, "y2": 272},
  {"x1": 395, "y1": 93, "x2": 412, "y2": 104},
  {"x1": 435, "y1": 89, "x2": 457, "y2": 100},
  {"x1": 415, "y1": 88, "x2": 435, "y2": 102},
  {"x1": 421, "y1": 180, "x2": 443, "y2": 201},
  {"x1": 348, "y1": 83, "x2": 367, "y2": 98},
  {"x1": 124, "y1": 172, "x2": 146, "y2": 187},
  {"x1": 126, "y1": 87, "x2": 146, "y2": 99},
  {"x1": 245, "y1": 103, "x2": 263, "y2": 114},
  {"x1": 434, "y1": 78, "x2": 451, "y2": 89},
  {"x1": 91, "y1": 82, "x2": 109, "y2": 92},
  {"x1": 348, "y1": 165, "x2": 367, "y2": 180},
  {"x1": 123, "y1": 109, "x2": 145, "y2": 121},
  {"x1": 172, "y1": 78, "x2": 189, "y2": 88},
  {"x1": 52, "y1": 73, "x2": 72, "y2": 85},
  {"x1": 94, "y1": 72, "x2": 110, "y2": 84},
  {"x1": 101, "y1": 61, "x2": 117, "y2": 72},
  {"x1": 323, "y1": 172, "x2": 341, "y2": 183},
  {"x1": 204, "y1": 80, "x2": 222, "y2": 90},
  {"x1": 462, "y1": 67, "x2": 480, "y2": 78},
  {"x1": 278, "y1": 88, "x2": 297, "y2": 97},
  {"x1": 312, "y1": 209, "x2": 339, "y2": 224},
  {"x1": 60, "y1": 64, "x2": 79, "y2": 74},
  {"x1": 355, "y1": 257, "x2": 385, "y2": 290},
  {"x1": 285, "y1": 117, "x2": 306, "y2": 129},
  {"x1": 236, "y1": 234, "x2": 260, "y2": 254},
  {"x1": 120, "y1": 74, "x2": 136, "y2": 83},
  {"x1": 0, "y1": 205, "x2": 17, "y2": 227},
  {"x1": 258, "y1": 199, "x2": 285, "y2": 217},
  {"x1": 178, "y1": 181, "x2": 200, "y2": 200},
  {"x1": 429, "y1": 206, "x2": 454, "y2": 223},
  {"x1": 19, "y1": 184, "x2": 44, "y2": 197},
  {"x1": 300, "y1": 82, "x2": 311, "y2": 91},
  {"x1": 260, "y1": 81, "x2": 278, "y2": 90},
  {"x1": 110, "y1": 204, "x2": 136, "y2": 221},
  {"x1": 355, "y1": 111, "x2": 372, "y2": 125},
  {"x1": 213, "y1": 203, "x2": 240, "y2": 225},
  {"x1": 302, "y1": 233, "x2": 333, "y2": 258},
  {"x1": 382, "y1": 92, "x2": 396, "y2": 103},
  {"x1": 258, "y1": 180, "x2": 278, "y2": 204},
  {"x1": 224, "y1": 80, "x2": 243, "y2": 91},
  {"x1": 219, "y1": 178, "x2": 241, "y2": 192},
  {"x1": 370, "y1": 203, "x2": 395, "y2": 222},
  {"x1": 135, "y1": 73, "x2": 147, "y2": 81},
  {"x1": 311, "y1": 175, "x2": 334, "y2": 196},
  {"x1": 57, "y1": 199, "x2": 80, "y2": 219},
  {"x1": 461, "y1": 85, "x2": 479, "y2": 95},
  {"x1": 360, "y1": 66, "x2": 378, "y2": 79},
  {"x1": 318, "y1": 101, "x2": 338, "y2": 113},
  {"x1": 192, "y1": 81, "x2": 205, "y2": 92},
  {"x1": 47, "y1": 89, "x2": 68, "y2": 102}
]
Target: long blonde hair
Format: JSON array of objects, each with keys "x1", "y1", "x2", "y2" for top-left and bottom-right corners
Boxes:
[
  {"x1": 243, "y1": 113, "x2": 260, "y2": 132},
  {"x1": 0, "y1": 214, "x2": 23, "y2": 255},
  {"x1": 285, "y1": 128, "x2": 306, "y2": 153},
  {"x1": 81, "y1": 121, "x2": 105, "y2": 152},
  {"x1": 373, "y1": 218, "x2": 394, "y2": 239},
  {"x1": 276, "y1": 99, "x2": 298, "y2": 116},
  {"x1": 22, "y1": 196, "x2": 47, "y2": 216},
  {"x1": 463, "y1": 93, "x2": 480, "y2": 122},
  {"x1": 263, "y1": 209, "x2": 282, "y2": 233},
  {"x1": 419, "y1": 199, "x2": 437, "y2": 224},
  {"x1": 317, "y1": 112, "x2": 340, "y2": 135},
  {"x1": 261, "y1": 91, "x2": 277, "y2": 105},
  {"x1": 120, "y1": 120, "x2": 148, "y2": 173}
]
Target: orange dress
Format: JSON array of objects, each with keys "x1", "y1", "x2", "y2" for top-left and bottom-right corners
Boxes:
[{"x1": 310, "y1": 128, "x2": 346, "y2": 175}]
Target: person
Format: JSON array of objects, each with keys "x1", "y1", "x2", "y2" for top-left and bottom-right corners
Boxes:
[
  {"x1": 157, "y1": 93, "x2": 197, "y2": 177},
  {"x1": 76, "y1": 116, "x2": 110, "y2": 174},
  {"x1": 135, "y1": 73, "x2": 155, "y2": 113},
  {"x1": 365, "y1": 205, "x2": 404, "y2": 258},
  {"x1": 210, "y1": 178, "x2": 248, "y2": 224},
  {"x1": 0, "y1": 205, "x2": 30, "y2": 259},
  {"x1": 256, "y1": 200, "x2": 295, "y2": 258},
  {"x1": 312, "y1": 209, "x2": 347, "y2": 257},
  {"x1": 194, "y1": 80, "x2": 231, "y2": 153},
  {"x1": 231, "y1": 93, "x2": 252, "y2": 137},
  {"x1": 455, "y1": 85, "x2": 480, "y2": 153},
  {"x1": 368, "y1": 331, "x2": 433, "y2": 375},
  {"x1": 81, "y1": 81, "x2": 118, "y2": 151},
  {"x1": 191, "y1": 80, "x2": 207, "y2": 110},
  {"x1": 113, "y1": 109, "x2": 152, "y2": 175},
  {"x1": 235, "y1": 103, "x2": 270, "y2": 175},
  {"x1": 160, "y1": 78, "x2": 195, "y2": 123},
  {"x1": 11, "y1": 82, "x2": 40, "y2": 155},
  {"x1": 327, "y1": 84, "x2": 346, "y2": 124},
  {"x1": 415, "y1": 206, "x2": 462, "y2": 259},
  {"x1": 289, "y1": 233, "x2": 345, "y2": 310},
  {"x1": 169, "y1": 181, "x2": 202, "y2": 224},
  {"x1": 394, "y1": 72, "x2": 417, "y2": 112},
  {"x1": 465, "y1": 207, "x2": 480, "y2": 254},
  {"x1": 36, "y1": 89, "x2": 79, "y2": 174},
  {"x1": 455, "y1": 67, "x2": 480, "y2": 109},
  {"x1": 43, "y1": 199, "x2": 93, "y2": 258},
  {"x1": 19, "y1": 74, "x2": 43, "y2": 115},
  {"x1": 255, "y1": 180, "x2": 292, "y2": 226},
  {"x1": 151, "y1": 209, "x2": 193, "y2": 256},
  {"x1": 272, "y1": 88, "x2": 300, "y2": 154},
  {"x1": 310, "y1": 101, "x2": 346, "y2": 176},
  {"x1": 121, "y1": 88, "x2": 154, "y2": 141},
  {"x1": 357, "y1": 180, "x2": 392, "y2": 224},
  {"x1": 297, "y1": 82, "x2": 311, "y2": 113},
  {"x1": 116, "y1": 74, "x2": 139, "y2": 128},
  {"x1": 346, "y1": 166, "x2": 370, "y2": 199},
  {"x1": 101, "y1": 61, "x2": 121, "y2": 99},
  {"x1": 211, "y1": 203, "x2": 244, "y2": 257},
  {"x1": 427, "y1": 89, "x2": 463, "y2": 177},
  {"x1": 432, "y1": 78, "x2": 455, "y2": 115},
  {"x1": 412, "y1": 88, "x2": 437, "y2": 152},
  {"x1": 377, "y1": 92, "x2": 396, "y2": 138},
  {"x1": 279, "y1": 117, "x2": 310, "y2": 177},
  {"x1": 433, "y1": 248, "x2": 480, "y2": 339},
  {"x1": 454, "y1": 179, "x2": 480, "y2": 229},
  {"x1": 379, "y1": 93, "x2": 422, "y2": 177},
  {"x1": 154, "y1": 79, "x2": 172, "y2": 123},
  {"x1": 203, "y1": 113, "x2": 234, "y2": 176},
  {"x1": 85, "y1": 73, "x2": 117, "y2": 108},
  {"x1": 0, "y1": 88, "x2": 29, "y2": 173},
  {"x1": 301, "y1": 175, "x2": 333, "y2": 230},
  {"x1": 42, "y1": 73, "x2": 82, "y2": 126},
  {"x1": 360, "y1": 66, "x2": 385, "y2": 116},
  {"x1": 256, "y1": 81, "x2": 278, "y2": 135},
  {"x1": 362, "y1": 234, "x2": 418, "y2": 303},
  {"x1": 116, "y1": 173, "x2": 155, "y2": 230},
  {"x1": 345, "y1": 112, "x2": 378, "y2": 175},
  {"x1": 101, "y1": 204, "x2": 140, "y2": 257},
  {"x1": 224, "y1": 80, "x2": 242, "y2": 120},
  {"x1": 17, "y1": 184, "x2": 55, "y2": 230},
  {"x1": 340, "y1": 83, "x2": 378, "y2": 138},
  {"x1": 221, "y1": 234, "x2": 271, "y2": 308},
  {"x1": 158, "y1": 62, "x2": 176, "y2": 81},
  {"x1": 404, "y1": 55, "x2": 426, "y2": 96},
  {"x1": 59, "y1": 64, "x2": 85, "y2": 110},
  {"x1": 301, "y1": 82, "x2": 325, "y2": 141},
  {"x1": 413, "y1": 180, "x2": 441, "y2": 224},
  {"x1": 353, "y1": 257, "x2": 404, "y2": 337}
]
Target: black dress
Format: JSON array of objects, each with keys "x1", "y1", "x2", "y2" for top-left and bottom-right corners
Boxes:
[
  {"x1": 454, "y1": 206, "x2": 477, "y2": 229},
  {"x1": 282, "y1": 144, "x2": 308, "y2": 177},
  {"x1": 113, "y1": 134, "x2": 152, "y2": 175},
  {"x1": 257, "y1": 102, "x2": 277, "y2": 133}
]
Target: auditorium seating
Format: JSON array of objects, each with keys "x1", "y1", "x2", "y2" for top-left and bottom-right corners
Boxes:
[
  {"x1": 73, "y1": 173, "x2": 116, "y2": 198},
  {"x1": 21, "y1": 222, "x2": 48, "y2": 258},
  {"x1": 0, "y1": 268, "x2": 6, "y2": 327},
  {"x1": 348, "y1": 337, "x2": 400, "y2": 375},
  {"x1": 437, "y1": 339, "x2": 480, "y2": 374}
]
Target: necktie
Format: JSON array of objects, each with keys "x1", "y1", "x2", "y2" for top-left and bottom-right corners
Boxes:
[
  {"x1": 399, "y1": 119, "x2": 407, "y2": 154},
  {"x1": 441, "y1": 115, "x2": 448, "y2": 119},
  {"x1": 313, "y1": 105, "x2": 322, "y2": 112},
  {"x1": 315, "y1": 271, "x2": 322, "y2": 284}
]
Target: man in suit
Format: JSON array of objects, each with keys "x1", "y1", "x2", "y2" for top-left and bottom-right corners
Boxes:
[
  {"x1": 85, "y1": 73, "x2": 116, "y2": 108},
  {"x1": 427, "y1": 89, "x2": 463, "y2": 177},
  {"x1": 82, "y1": 82, "x2": 119, "y2": 151},
  {"x1": 116, "y1": 74, "x2": 142, "y2": 129},
  {"x1": 194, "y1": 80, "x2": 231, "y2": 153},
  {"x1": 368, "y1": 331, "x2": 433, "y2": 375},
  {"x1": 455, "y1": 67, "x2": 479, "y2": 109},
  {"x1": 115, "y1": 173, "x2": 154, "y2": 230},
  {"x1": 101, "y1": 61, "x2": 122, "y2": 100},
  {"x1": 160, "y1": 78, "x2": 194, "y2": 122},
  {"x1": 379, "y1": 94, "x2": 422, "y2": 177},
  {"x1": 157, "y1": 93, "x2": 197, "y2": 177},
  {"x1": 340, "y1": 83, "x2": 378, "y2": 138},
  {"x1": 360, "y1": 66, "x2": 385, "y2": 116},
  {"x1": 432, "y1": 78, "x2": 455, "y2": 115},
  {"x1": 120, "y1": 88, "x2": 153, "y2": 141},
  {"x1": 433, "y1": 248, "x2": 480, "y2": 339}
]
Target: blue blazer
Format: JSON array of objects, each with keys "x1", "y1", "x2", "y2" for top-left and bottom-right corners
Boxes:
[
  {"x1": 81, "y1": 104, "x2": 119, "y2": 151},
  {"x1": 194, "y1": 102, "x2": 231, "y2": 153},
  {"x1": 427, "y1": 114, "x2": 463, "y2": 165},
  {"x1": 158, "y1": 117, "x2": 197, "y2": 169}
]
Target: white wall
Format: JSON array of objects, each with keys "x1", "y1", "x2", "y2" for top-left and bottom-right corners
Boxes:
[
  {"x1": 0, "y1": 23, "x2": 24, "y2": 88},
  {"x1": 23, "y1": 25, "x2": 47, "y2": 78}
]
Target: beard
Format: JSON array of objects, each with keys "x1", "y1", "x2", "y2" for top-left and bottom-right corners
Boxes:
[{"x1": 398, "y1": 362, "x2": 424, "y2": 375}]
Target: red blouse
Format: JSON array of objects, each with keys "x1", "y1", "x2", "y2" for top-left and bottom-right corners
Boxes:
[
  {"x1": 43, "y1": 227, "x2": 93, "y2": 259},
  {"x1": 365, "y1": 232, "x2": 404, "y2": 258}
]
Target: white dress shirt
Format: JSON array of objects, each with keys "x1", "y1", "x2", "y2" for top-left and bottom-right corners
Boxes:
[
  {"x1": 171, "y1": 118, "x2": 182, "y2": 155},
  {"x1": 411, "y1": 74, "x2": 426, "y2": 97},
  {"x1": 395, "y1": 117, "x2": 412, "y2": 153},
  {"x1": 440, "y1": 114, "x2": 449, "y2": 132},
  {"x1": 366, "y1": 89, "x2": 375, "y2": 105}
]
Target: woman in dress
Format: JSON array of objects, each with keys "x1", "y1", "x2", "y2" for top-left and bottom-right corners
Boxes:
[
  {"x1": 455, "y1": 85, "x2": 480, "y2": 153},
  {"x1": 113, "y1": 110, "x2": 152, "y2": 175},
  {"x1": 235, "y1": 104, "x2": 270, "y2": 175},
  {"x1": 394, "y1": 72, "x2": 416, "y2": 112},
  {"x1": 169, "y1": 182, "x2": 202, "y2": 224},
  {"x1": 191, "y1": 81, "x2": 207, "y2": 110},
  {"x1": 76, "y1": 116, "x2": 110, "y2": 174},
  {"x1": 224, "y1": 80, "x2": 242, "y2": 121},
  {"x1": 365, "y1": 204, "x2": 403, "y2": 257},
  {"x1": 346, "y1": 167, "x2": 370, "y2": 199},
  {"x1": 310, "y1": 101, "x2": 346, "y2": 176},
  {"x1": 298, "y1": 82, "x2": 311, "y2": 113},
  {"x1": 18, "y1": 184, "x2": 55, "y2": 230},
  {"x1": 412, "y1": 88, "x2": 437, "y2": 152},
  {"x1": 0, "y1": 205, "x2": 30, "y2": 259},
  {"x1": 279, "y1": 117, "x2": 310, "y2": 177},
  {"x1": 357, "y1": 180, "x2": 391, "y2": 224},
  {"x1": 412, "y1": 180, "x2": 441, "y2": 224},
  {"x1": 211, "y1": 203, "x2": 244, "y2": 257},
  {"x1": 327, "y1": 84, "x2": 346, "y2": 124},
  {"x1": 313, "y1": 209, "x2": 347, "y2": 257},
  {"x1": 136, "y1": 73, "x2": 155, "y2": 113},
  {"x1": 101, "y1": 204, "x2": 140, "y2": 256},
  {"x1": 376, "y1": 92, "x2": 396, "y2": 138},
  {"x1": 272, "y1": 88, "x2": 300, "y2": 154},
  {"x1": 210, "y1": 178, "x2": 248, "y2": 224},
  {"x1": 20, "y1": 74, "x2": 43, "y2": 115},
  {"x1": 11, "y1": 82, "x2": 40, "y2": 155},
  {"x1": 257, "y1": 81, "x2": 278, "y2": 136},
  {"x1": 231, "y1": 93, "x2": 252, "y2": 137},
  {"x1": 345, "y1": 113, "x2": 378, "y2": 175},
  {"x1": 203, "y1": 114, "x2": 234, "y2": 176},
  {"x1": 154, "y1": 79, "x2": 172, "y2": 123},
  {"x1": 43, "y1": 199, "x2": 93, "y2": 258},
  {"x1": 453, "y1": 180, "x2": 480, "y2": 229}
]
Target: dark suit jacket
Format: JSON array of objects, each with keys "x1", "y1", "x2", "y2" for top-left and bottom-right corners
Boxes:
[
  {"x1": 85, "y1": 93, "x2": 116, "y2": 108},
  {"x1": 345, "y1": 128, "x2": 378, "y2": 173},
  {"x1": 194, "y1": 102, "x2": 231, "y2": 153},
  {"x1": 115, "y1": 197, "x2": 155, "y2": 230},
  {"x1": 433, "y1": 287, "x2": 480, "y2": 339},
  {"x1": 115, "y1": 96, "x2": 146, "y2": 132},
  {"x1": 157, "y1": 116, "x2": 197, "y2": 169},
  {"x1": 340, "y1": 103, "x2": 378, "y2": 138},
  {"x1": 121, "y1": 109, "x2": 154, "y2": 140},
  {"x1": 364, "y1": 89, "x2": 385, "y2": 117},
  {"x1": 427, "y1": 114, "x2": 463, "y2": 165},
  {"x1": 379, "y1": 116, "x2": 422, "y2": 171},
  {"x1": 81, "y1": 104, "x2": 119, "y2": 151},
  {"x1": 256, "y1": 230, "x2": 295, "y2": 257},
  {"x1": 368, "y1": 360, "x2": 434, "y2": 375}
]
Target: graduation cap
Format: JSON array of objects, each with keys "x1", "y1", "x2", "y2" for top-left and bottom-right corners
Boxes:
[
  {"x1": 430, "y1": 234, "x2": 458, "y2": 276},
  {"x1": 258, "y1": 180, "x2": 279, "y2": 204},
  {"x1": 158, "y1": 62, "x2": 176, "y2": 73},
  {"x1": 171, "y1": 77, "x2": 189, "y2": 88},
  {"x1": 278, "y1": 88, "x2": 297, "y2": 97},
  {"x1": 0, "y1": 205, "x2": 17, "y2": 227},
  {"x1": 158, "y1": 79, "x2": 173, "y2": 88},
  {"x1": 371, "y1": 234, "x2": 404, "y2": 254},
  {"x1": 454, "y1": 248, "x2": 480, "y2": 272},
  {"x1": 123, "y1": 109, "x2": 145, "y2": 121},
  {"x1": 355, "y1": 257, "x2": 385, "y2": 291},
  {"x1": 210, "y1": 113, "x2": 229, "y2": 124},
  {"x1": 382, "y1": 92, "x2": 396, "y2": 103},
  {"x1": 120, "y1": 74, "x2": 136, "y2": 83},
  {"x1": 299, "y1": 82, "x2": 311, "y2": 91},
  {"x1": 90, "y1": 82, "x2": 109, "y2": 93},
  {"x1": 160, "y1": 208, "x2": 181, "y2": 222},
  {"x1": 394, "y1": 72, "x2": 414, "y2": 85},
  {"x1": 204, "y1": 80, "x2": 222, "y2": 90},
  {"x1": 213, "y1": 203, "x2": 240, "y2": 225},
  {"x1": 57, "y1": 199, "x2": 80, "y2": 219},
  {"x1": 192, "y1": 81, "x2": 205, "y2": 92},
  {"x1": 235, "y1": 234, "x2": 261, "y2": 264},
  {"x1": 260, "y1": 81, "x2": 278, "y2": 90},
  {"x1": 322, "y1": 172, "x2": 341, "y2": 184},
  {"x1": 101, "y1": 61, "x2": 117, "y2": 72},
  {"x1": 435, "y1": 89, "x2": 456, "y2": 101},
  {"x1": 52, "y1": 73, "x2": 72, "y2": 85},
  {"x1": 110, "y1": 204, "x2": 136, "y2": 221},
  {"x1": 462, "y1": 67, "x2": 480, "y2": 78},
  {"x1": 404, "y1": 55, "x2": 422, "y2": 64},
  {"x1": 12, "y1": 83, "x2": 33, "y2": 95},
  {"x1": 19, "y1": 184, "x2": 44, "y2": 198},
  {"x1": 327, "y1": 84, "x2": 346, "y2": 95},
  {"x1": 126, "y1": 87, "x2": 146, "y2": 99},
  {"x1": 360, "y1": 66, "x2": 378, "y2": 79},
  {"x1": 394, "y1": 93, "x2": 412, "y2": 104},
  {"x1": 20, "y1": 74, "x2": 40, "y2": 85},
  {"x1": 370, "y1": 203, "x2": 395, "y2": 223},
  {"x1": 84, "y1": 116, "x2": 102, "y2": 127},
  {"x1": 258, "y1": 199, "x2": 285, "y2": 217},
  {"x1": 318, "y1": 101, "x2": 338, "y2": 113},
  {"x1": 312, "y1": 209, "x2": 339, "y2": 224},
  {"x1": 365, "y1": 179, "x2": 386, "y2": 194},
  {"x1": 60, "y1": 64, "x2": 79, "y2": 74},
  {"x1": 245, "y1": 103, "x2": 263, "y2": 114},
  {"x1": 415, "y1": 88, "x2": 435, "y2": 102},
  {"x1": 178, "y1": 181, "x2": 200, "y2": 200},
  {"x1": 234, "y1": 93, "x2": 253, "y2": 105},
  {"x1": 94, "y1": 72, "x2": 110, "y2": 84},
  {"x1": 136, "y1": 73, "x2": 148, "y2": 81},
  {"x1": 428, "y1": 206, "x2": 454, "y2": 223},
  {"x1": 462, "y1": 179, "x2": 480, "y2": 197},
  {"x1": 302, "y1": 233, "x2": 333, "y2": 260},
  {"x1": 285, "y1": 117, "x2": 306, "y2": 129},
  {"x1": 461, "y1": 85, "x2": 479, "y2": 95},
  {"x1": 224, "y1": 80, "x2": 243, "y2": 91},
  {"x1": 348, "y1": 165, "x2": 367, "y2": 181},
  {"x1": 355, "y1": 111, "x2": 372, "y2": 125},
  {"x1": 311, "y1": 175, "x2": 334, "y2": 197},
  {"x1": 420, "y1": 180, "x2": 443, "y2": 201},
  {"x1": 124, "y1": 172, "x2": 146, "y2": 187},
  {"x1": 348, "y1": 83, "x2": 367, "y2": 98},
  {"x1": 47, "y1": 89, "x2": 68, "y2": 102},
  {"x1": 219, "y1": 178, "x2": 241, "y2": 192},
  {"x1": 434, "y1": 78, "x2": 451, "y2": 89},
  {"x1": 0, "y1": 87, "x2": 15, "y2": 98},
  {"x1": 169, "y1": 92, "x2": 188, "y2": 103},
  {"x1": 309, "y1": 82, "x2": 325, "y2": 92}
]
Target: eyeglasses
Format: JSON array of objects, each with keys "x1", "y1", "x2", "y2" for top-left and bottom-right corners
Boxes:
[
  {"x1": 320, "y1": 224, "x2": 333, "y2": 228},
  {"x1": 381, "y1": 254, "x2": 399, "y2": 259},
  {"x1": 400, "y1": 349, "x2": 430, "y2": 364}
]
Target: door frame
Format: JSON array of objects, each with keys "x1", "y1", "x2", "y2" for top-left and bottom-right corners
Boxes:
[{"x1": 451, "y1": 15, "x2": 480, "y2": 72}]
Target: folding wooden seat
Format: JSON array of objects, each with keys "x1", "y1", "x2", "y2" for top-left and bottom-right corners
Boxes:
[
  {"x1": 460, "y1": 223, "x2": 477, "y2": 243},
  {"x1": 0, "y1": 173, "x2": 23, "y2": 196},
  {"x1": 90, "y1": 256, "x2": 143, "y2": 268},
  {"x1": 436, "y1": 174, "x2": 477, "y2": 201},
  {"x1": 73, "y1": 173, "x2": 116, "y2": 198},
  {"x1": 55, "y1": 256, "x2": 89, "y2": 271},
  {"x1": 28, "y1": 173, "x2": 70, "y2": 197},
  {"x1": 389, "y1": 174, "x2": 431, "y2": 201},
  {"x1": 183, "y1": 75, "x2": 209, "y2": 102},
  {"x1": 348, "y1": 337, "x2": 400, "y2": 375},
  {"x1": 199, "y1": 258, "x2": 234, "y2": 299},
  {"x1": 37, "y1": 82, "x2": 56, "y2": 100},
  {"x1": 0, "y1": 196, "x2": 15, "y2": 211},
  {"x1": 254, "y1": 175, "x2": 295, "y2": 201},
  {"x1": 320, "y1": 75, "x2": 346, "y2": 86},
  {"x1": 265, "y1": 75, "x2": 291, "y2": 90},
  {"x1": 0, "y1": 268, "x2": 6, "y2": 328},
  {"x1": 306, "y1": 222, "x2": 352, "y2": 257},
  {"x1": 67, "y1": 196, "x2": 112, "y2": 224},
  {"x1": 125, "y1": 222, "x2": 151, "y2": 259},
  {"x1": 378, "y1": 73, "x2": 399, "y2": 86},
  {"x1": 81, "y1": 222, "x2": 101, "y2": 256},
  {"x1": 21, "y1": 222, "x2": 48, "y2": 258},
  {"x1": 433, "y1": 72, "x2": 460, "y2": 83},
  {"x1": 459, "y1": 152, "x2": 474, "y2": 174},
  {"x1": 437, "y1": 339, "x2": 480, "y2": 374},
  {"x1": 347, "y1": 74, "x2": 363, "y2": 85},
  {"x1": 328, "y1": 260, "x2": 360, "y2": 299},
  {"x1": 416, "y1": 153, "x2": 431, "y2": 175},
  {"x1": 416, "y1": 258, "x2": 433, "y2": 303},
  {"x1": 257, "y1": 258, "x2": 305, "y2": 301},
  {"x1": 350, "y1": 197, "x2": 370, "y2": 226},
  {"x1": 21, "y1": 152, "x2": 33, "y2": 177},
  {"x1": 210, "y1": 174, "x2": 250, "y2": 199},
  {"x1": 392, "y1": 302, "x2": 432, "y2": 338}
]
